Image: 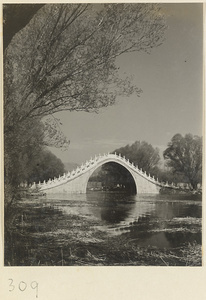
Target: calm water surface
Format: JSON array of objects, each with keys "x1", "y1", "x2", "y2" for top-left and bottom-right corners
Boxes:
[{"x1": 25, "y1": 191, "x2": 201, "y2": 249}]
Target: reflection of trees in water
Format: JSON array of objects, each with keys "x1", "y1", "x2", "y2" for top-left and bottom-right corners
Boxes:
[
  {"x1": 129, "y1": 201, "x2": 202, "y2": 248},
  {"x1": 5, "y1": 194, "x2": 202, "y2": 265},
  {"x1": 88, "y1": 194, "x2": 202, "y2": 250},
  {"x1": 87, "y1": 193, "x2": 202, "y2": 229},
  {"x1": 154, "y1": 202, "x2": 202, "y2": 220},
  {"x1": 100, "y1": 206, "x2": 131, "y2": 223},
  {"x1": 182, "y1": 204, "x2": 202, "y2": 218},
  {"x1": 88, "y1": 193, "x2": 157, "y2": 225},
  {"x1": 88, "y1": 192, "x2": 136, "y2": 223},
  {"x1": 164, "y1": 231, "x2": 202, "y2": 248}
]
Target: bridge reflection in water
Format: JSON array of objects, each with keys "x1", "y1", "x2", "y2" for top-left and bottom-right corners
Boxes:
[
  {"x1": 45, "y1": 191, "x2": 201, "y2": 249},
  {"x1": 86, "y1": 192, "x2": 155, "y2": 225}
]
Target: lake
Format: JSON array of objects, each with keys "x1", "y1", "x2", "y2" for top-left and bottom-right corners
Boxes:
[{"x1": 4, "y1": 191, "x2": 202, "y2": 266}]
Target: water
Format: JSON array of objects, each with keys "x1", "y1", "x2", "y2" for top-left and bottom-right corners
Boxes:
[
  {"x1": 5, "y1": 191, "x2": 202, "y2": 266},
  {"x1": 25, "y1": 192, "x2": 202, "y2": 247}
]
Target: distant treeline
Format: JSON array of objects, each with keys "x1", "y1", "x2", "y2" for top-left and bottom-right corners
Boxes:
[{"x1": 89, "y1": 135, "x2": 202, "y2": 191}]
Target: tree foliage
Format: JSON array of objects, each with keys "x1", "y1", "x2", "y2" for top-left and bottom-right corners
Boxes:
[
  {"x1": 3, "y1": 4, "x2": 44, "y2": 50},
  {"x1": 4, "y1": 3, "x2": 166, "y2": 132},
  {"x1": 27, "y1": 150, "x2": 65, "y2": 184},
  {"x1": 89, "y1": 163, "x2": 137, "y2": 193},
  {"x1": 4, "y1": 114, "x2": 66, "y2": 210},
  {"x1": 163, "y1": 134, "x2": 202, "y2": 189},
  {"x1": 153, "y1": 167, "x2": 188, "y2": 185},
  {"x1": 4, "y1": 4, "x2": 167, "y2": 202},
  {"x1": 42, "y1": 116, "x2": 70, "y2": 149},
  {"x1": 4, "y1": 118, "x2": 45, "y2": 188},
  {"x1": 91, "y1": 141, "x2": 160, "y2": 190},
  {"x1": 112, "y1": 140, "x2": 160, "y2": 175},
  {"x1": 4, "y1": 117, "x2": 65, "y2": 188}
]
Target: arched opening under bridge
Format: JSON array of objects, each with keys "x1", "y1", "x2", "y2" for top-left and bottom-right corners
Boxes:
[{"x1": 86, "y1": 162, "x2": 137, "y2": 195}]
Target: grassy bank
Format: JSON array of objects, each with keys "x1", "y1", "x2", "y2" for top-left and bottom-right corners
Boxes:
[{"x1": 4, "y1": 200, "x2": 202, "y2": 266}]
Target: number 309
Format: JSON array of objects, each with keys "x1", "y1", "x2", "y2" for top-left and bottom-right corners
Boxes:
[{"x1": 8, "y1": 279, "x2": 38, "y2": 298}]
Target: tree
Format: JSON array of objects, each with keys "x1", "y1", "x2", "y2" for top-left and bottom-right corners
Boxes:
[
  {"x1": 4, "y1": 117, "x2": 45, "y2": 188},
  {"x1": 4, "y1": 3, "x2": 166, "y2": 133},
  {"x1": 163, "y1": 134, "x2": 202, "y2": 190},
  {"x1": 4, "y1": 4, "x2": 167, "y2": 202},
  {"x1": 4, "y1": 116, "x2": 68, "y2": 183},
  {"x1": 153, "y1": 167, "x2": 187, "y2": 185},
  {"x1": 113, "y1": 140, "x2": 160, "y2": 175},
  {"x1": 4, "y1": 115, "x2": 67, "y2": 209},
  {"x1": 42, "y1": 116, "x2": 70, "y2": 149},
  {"x1": 27, "y1": 150, "x2": 65, "y2": 184},
  {"x1": 3, "y1": 4, "x2": 44, "y2": 50},
  {"x1": 94, "y1": 141, "x2": 160, "y2": 191}
]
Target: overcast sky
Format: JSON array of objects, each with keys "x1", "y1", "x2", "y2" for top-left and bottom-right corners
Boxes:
[{"x1": 46, "y1": 3, "x2": 203, "y2": 164}]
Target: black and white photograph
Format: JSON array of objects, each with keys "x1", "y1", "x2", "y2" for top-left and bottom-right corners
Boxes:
[{"x1": 3, "y1": 2, "x2": 203, "y2": 269}]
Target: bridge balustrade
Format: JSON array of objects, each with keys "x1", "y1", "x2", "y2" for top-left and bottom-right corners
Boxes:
[{"x1": 31, "y1": 153, "x2": 175, "y2": 192}]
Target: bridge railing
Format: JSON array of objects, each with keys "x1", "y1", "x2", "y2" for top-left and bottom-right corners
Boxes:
[{"x1": 31, "y1": 153, "x2": 177, "y2": 190}]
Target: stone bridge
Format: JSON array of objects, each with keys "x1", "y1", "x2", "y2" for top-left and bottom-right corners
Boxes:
[{"x1": 32, "y1": 153, "x2": 176, "y2": 194}]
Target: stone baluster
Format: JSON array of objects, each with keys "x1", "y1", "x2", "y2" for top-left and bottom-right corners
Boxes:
[{"x1": 31, "y1": 182, "x2": 36, "y2": 189}]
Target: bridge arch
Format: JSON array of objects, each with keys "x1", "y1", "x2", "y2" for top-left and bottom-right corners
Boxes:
[
  {"x1": 36, "y1": 153, "x2": 162, "y2": 194},
  {"x1": 86, "y1": 159, "x2": 138, "y2": 194}
]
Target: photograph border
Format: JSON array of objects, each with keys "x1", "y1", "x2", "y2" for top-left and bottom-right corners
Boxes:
[{"x1": 0, "y1": 1, "x2": 205, "y2": 299}]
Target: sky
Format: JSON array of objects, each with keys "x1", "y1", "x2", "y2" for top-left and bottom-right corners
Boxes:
[{"x1": 48, "y1": 3, "x2": 203, "y2": 164}]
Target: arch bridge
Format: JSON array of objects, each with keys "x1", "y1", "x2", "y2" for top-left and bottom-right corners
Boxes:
[{"x1": 31, "y1": 153, "x2": 177, "y2": 194}]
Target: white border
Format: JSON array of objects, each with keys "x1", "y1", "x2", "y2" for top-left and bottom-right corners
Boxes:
[{"x1": 0, "y1": 2, "x2": 205, "y2": 300}]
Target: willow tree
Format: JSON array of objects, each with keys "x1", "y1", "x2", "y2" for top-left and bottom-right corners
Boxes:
[
  {"x1": 112, "y1": 141, "x2": 160, "y2": 174},
  {"x1": 163, "y1": 134, "x2": 202, "y2": 190},
  {"x1": 4, "y1": 3, "x2": 166, "y2": 200},
  {"x1": 4, "y1": 3, "x2": 166, "y2": 131}
]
